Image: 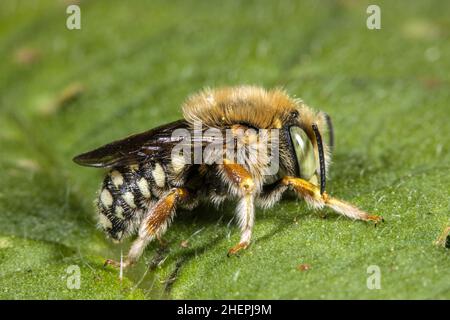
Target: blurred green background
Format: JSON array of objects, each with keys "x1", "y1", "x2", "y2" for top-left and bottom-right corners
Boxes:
[{"x1": 0, "y1": 0, "x2": 449, "y2": 299}]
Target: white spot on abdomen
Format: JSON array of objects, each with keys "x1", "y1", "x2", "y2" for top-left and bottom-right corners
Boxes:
[
  {"x1": 129, "y1": 164, "x2": 139, "y2": 171},
  {"x1": 171, "y1": 154, "x2": 186, "y2": 173},
  {"x1": 122, "y1": 192, "x2": 136, "y2": 209},
  {"x1": 98, "y1": 213, "x2": 112, "y2": 229},
  {"x1": 137, "y1": 178, "x2": 151, "y2": 198},
  {"x1": 100, "y1": 189, "x2": 113, "y2": 207},
  {"x1": 115, "y1": 205, "x2": 124, "y2": 219},
  {"x1": 110, "y1": 170, "x2": 124, "y2": 187},
  {"x1": 152, "y1": 163, "x2": 165, "y2": 187}
]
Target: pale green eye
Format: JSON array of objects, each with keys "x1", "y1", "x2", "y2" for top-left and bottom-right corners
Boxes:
[{"x1": 289, "y1": 126, "x2": 317, "y2": 180}]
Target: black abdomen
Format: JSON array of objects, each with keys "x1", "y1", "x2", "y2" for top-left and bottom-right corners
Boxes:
[{"x1": 96, "y1": 161, "x2": 171, "y2": 241}]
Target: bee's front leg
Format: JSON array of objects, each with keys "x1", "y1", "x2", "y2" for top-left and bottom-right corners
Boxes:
[
  {"x1": 104, "y1": 188, "x2": 189, "y2": 269},
  {"x1": 281, "y1": 176, "x2": 383, "y2": 223},
  {"x1": 220, "y1": 160, "x2": 256, "y2": 256}
]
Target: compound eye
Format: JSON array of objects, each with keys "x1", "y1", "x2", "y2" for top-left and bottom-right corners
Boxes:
[{"x1": 289, "y1": 126, "x2": 317, "y2": 180}]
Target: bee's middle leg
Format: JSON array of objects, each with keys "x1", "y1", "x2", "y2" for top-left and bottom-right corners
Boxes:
[
  {"x1": 220, "y1": 160, "x2": 256, "y2": 256},
  {"x1": 227, "y1": 192, "x2": 255, "y2": 256},
  {"x1": 105, "y1": 187, "x2": 189, "y2": 269}
]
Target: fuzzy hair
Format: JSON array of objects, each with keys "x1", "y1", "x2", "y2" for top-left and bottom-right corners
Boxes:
[
  {"x1": 182, "y1": 85, "x2": 332, "y2": 177},
  {"x1": 182, "y1": 86, "x2": 298, "y2": 129}
]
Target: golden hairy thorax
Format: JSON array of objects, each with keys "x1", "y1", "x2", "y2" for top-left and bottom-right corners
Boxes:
[{"x1": 183, "y1": 86, "x2": 305, "y2": 129}]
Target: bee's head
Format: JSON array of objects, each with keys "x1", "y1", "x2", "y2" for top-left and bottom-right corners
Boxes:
[{"x1": 286, "y1": 107, "x2": 334, "y2": 194}]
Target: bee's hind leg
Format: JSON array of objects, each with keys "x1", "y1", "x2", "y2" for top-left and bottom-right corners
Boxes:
[
  {"x1": 281, "y1": 176, "x2": 383, "y2": 223},
  {"x1": 104, "y1": 188, "x2": 189, "y2": 269}
]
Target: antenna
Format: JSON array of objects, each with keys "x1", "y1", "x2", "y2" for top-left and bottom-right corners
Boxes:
[{"x1": 312, "y1": 124, "x2": 326, "y2": 194}]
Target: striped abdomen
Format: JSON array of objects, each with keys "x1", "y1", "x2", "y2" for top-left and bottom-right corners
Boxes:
[{"x1": 96, "y1": 161, "x2": 170, "y2": 242}]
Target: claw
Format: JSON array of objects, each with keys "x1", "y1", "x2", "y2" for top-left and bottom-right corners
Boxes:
[
  {"x1": 104, "y1": 259, "x2": 120, "y2": 268},
  {"x1": 104, "y1": 258, "x2": 130, "y2": 269},
  {"x1": 103, "y1": 259, "x2": 120, "y2": 268},
  {"x1": 367, "y1": 215, "x2": 384, "y2": 225},
  {"x1": 227, "y1": 242, "x2": 249, "y2": 257}
]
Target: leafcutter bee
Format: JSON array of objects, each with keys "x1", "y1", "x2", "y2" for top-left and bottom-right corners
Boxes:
[{"x1": 73, "y1": 86, "x2": 383, "y2": 268}]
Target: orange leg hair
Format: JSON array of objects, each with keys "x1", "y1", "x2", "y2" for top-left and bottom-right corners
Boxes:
[
  {"x1": 222, "y1": 159, "x2": 256, "y2": 256},
  {"x1": 105, "y1": 187, "x2": 189, "y2": 269},
  {"x1": 281, "y1": 176, "x2": 383, "y2": 223}
]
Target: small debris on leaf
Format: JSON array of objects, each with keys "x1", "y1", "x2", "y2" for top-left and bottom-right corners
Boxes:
[
  {"x1": 39, "y1": 82, "x2": 85, "y2": 115},
  {"x1": 16, "y1": 159, "x2": 41, "y2": 173},
  {"x1": 297, "y1": 263, "x2": 311, "y2": 271},
  {"x1": 180, "y1": 240, "x2": 189, "y2": 248},
  {"x1": 13, "y1": 47, "x2": 41, "y2": 65}
]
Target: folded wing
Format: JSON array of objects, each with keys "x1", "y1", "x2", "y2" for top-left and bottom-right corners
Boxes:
[{"x1": 73, "y1": 120, "x2": 190, "y2": 168}]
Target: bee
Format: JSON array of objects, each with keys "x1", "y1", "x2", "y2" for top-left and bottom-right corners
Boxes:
[{"x1": 73, "y1": 86, "x2": 383, "y2": 268}]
